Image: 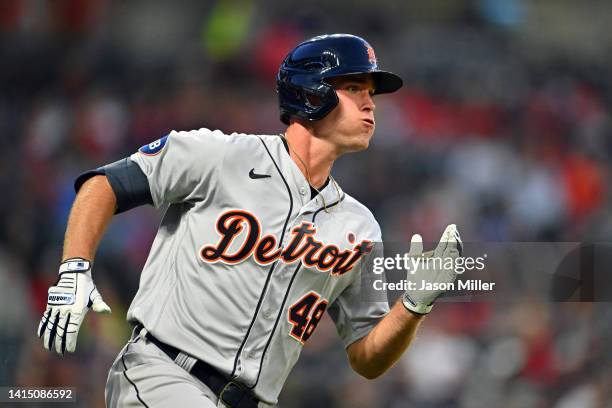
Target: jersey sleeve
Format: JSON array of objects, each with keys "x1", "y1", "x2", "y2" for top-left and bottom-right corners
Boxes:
[
  {"x1": 129, "y1": 128, "x2": 228, "y2": 208},
  {"x1": 327, "y1": 241, "x2": 390, "y2": 348}
]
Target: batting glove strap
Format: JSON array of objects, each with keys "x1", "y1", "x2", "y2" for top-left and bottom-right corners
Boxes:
[
  {"x1": 59, "y1": 258, "x2": 91, "y2": 274},
  {"x1": 401, "y1": 292, "x2": 433, "y2": 315}
]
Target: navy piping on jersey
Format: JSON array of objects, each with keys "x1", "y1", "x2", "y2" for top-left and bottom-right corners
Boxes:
[
  {"x1": 121, "y1": 340, "x2": 150, "y2": 407},
  {"x1": 230, "y1": 137, "x2": 295, "y2": 378},
  {"x1": 251, "y1": 193, "x2": 345, "y2": 389}
]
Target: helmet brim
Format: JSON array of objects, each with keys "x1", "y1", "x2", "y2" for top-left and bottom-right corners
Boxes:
[
  {"x1": 323, "y1": 70, "x2": 403, "y2": 95},
  {"x1": 371, "y1": 71, "x2": 403, "y2": 95}
]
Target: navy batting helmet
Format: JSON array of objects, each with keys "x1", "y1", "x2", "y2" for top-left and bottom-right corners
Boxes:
[{"x1": 277, "y1": 33, "x2": 403, "y2": 125}]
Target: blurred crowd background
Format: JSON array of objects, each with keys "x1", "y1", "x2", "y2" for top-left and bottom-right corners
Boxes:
[{"x1": 1, "y1": 0, "x2": 612, "y2": 407}]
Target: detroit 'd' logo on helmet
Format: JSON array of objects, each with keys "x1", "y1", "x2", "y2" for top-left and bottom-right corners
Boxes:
[
  {"x1": 199, "y1": 210, "x2": 373, "y2": 276},
  {"x1": 366, "y1": 45, "x2": 376, "y2": 65}
]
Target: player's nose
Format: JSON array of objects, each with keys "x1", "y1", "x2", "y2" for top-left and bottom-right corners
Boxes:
[{"x1": 362, "y1": 92, "x2": 375, "y2": 113}]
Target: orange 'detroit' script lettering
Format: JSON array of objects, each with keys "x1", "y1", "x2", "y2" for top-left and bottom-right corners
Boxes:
[{"x1": 199, "y1": 210, "x2": 372, "y2": 275}]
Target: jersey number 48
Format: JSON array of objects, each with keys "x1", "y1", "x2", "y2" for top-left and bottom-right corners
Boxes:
[{"x1": 288, "y1": 292, "x2": 328, "y2": 344}]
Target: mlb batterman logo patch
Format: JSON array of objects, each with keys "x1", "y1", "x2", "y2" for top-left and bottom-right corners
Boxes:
[{"x1": 139, "y1": 135, "x2": 169, "y2": 156}]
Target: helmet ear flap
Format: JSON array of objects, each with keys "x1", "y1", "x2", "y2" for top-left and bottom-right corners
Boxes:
[
  {"x1": 297, "y1": 80, "x2": 339, "y2": 121},
  {"x1": 305, "y1": 93, "x2": 321, "y2": 109},
  {"x1": 278, "y1": 73, "x2": 339, "y2": 124}
]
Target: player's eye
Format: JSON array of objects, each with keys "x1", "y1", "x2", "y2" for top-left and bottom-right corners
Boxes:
[{"x1": 343, "y1": 83, "x2": 375, "y2": 96}]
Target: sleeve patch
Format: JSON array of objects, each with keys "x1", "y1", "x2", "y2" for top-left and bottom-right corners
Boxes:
[{"x1": 139, "y1": 135, "x2": 169, "y2": 156}]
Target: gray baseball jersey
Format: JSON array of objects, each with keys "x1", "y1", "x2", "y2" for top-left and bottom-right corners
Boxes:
[{"x1": 126, "y1": 128, "x2": 389, "y2": 404}]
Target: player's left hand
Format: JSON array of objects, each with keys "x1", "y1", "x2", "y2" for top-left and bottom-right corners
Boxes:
[
  {"x1": 402, "y1": 224, "x2": 463, "y2": 315},
  {"x1": 37, "y1": 258, "x2": 111, "y2": 355}
]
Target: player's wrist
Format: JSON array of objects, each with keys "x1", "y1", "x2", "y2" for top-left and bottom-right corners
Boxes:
[{"x1": 401, "y1": 292, "x2": 433, "y2": 315}]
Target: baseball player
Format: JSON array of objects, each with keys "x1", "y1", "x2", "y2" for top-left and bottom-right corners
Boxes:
[{"x1": 38, "y1": 34, "x2": 462, "y2": 407}]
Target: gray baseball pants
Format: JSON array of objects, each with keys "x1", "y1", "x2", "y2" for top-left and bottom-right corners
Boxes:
[{"x1": 105, "y1": 326, "x2": 219, "y2": 408}]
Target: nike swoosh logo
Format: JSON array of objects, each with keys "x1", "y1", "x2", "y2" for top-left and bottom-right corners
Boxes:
[{"x1": 249, "y1": 168, "x2": 271, "y2": 179}]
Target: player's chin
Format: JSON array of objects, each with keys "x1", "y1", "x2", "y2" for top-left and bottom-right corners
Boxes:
[
  {"x1": 346, "y1": 132, "x2": 372, "y2": 152},
  {"x1": 360, "y1": 127, "x2": 375, "y2": 147}
]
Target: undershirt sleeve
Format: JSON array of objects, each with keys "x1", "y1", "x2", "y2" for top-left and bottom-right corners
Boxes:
[{"x1": 74, "y1": 158, "x2": 153, "y2": 214}]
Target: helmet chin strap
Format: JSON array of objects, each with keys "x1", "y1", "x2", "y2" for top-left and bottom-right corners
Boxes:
[{"x1": 280, "y1": 133, "x2": 340, "y2": 213}]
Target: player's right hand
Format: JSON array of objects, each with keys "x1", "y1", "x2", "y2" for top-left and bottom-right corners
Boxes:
[{"x1": 37, "y1": 258, "x2": 111, "y2": 355}]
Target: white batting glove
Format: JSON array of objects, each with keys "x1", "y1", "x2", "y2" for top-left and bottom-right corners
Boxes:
[
  {"x1": 402, "y1": 224, "x2": 463, "y2": 315},
  {"x1": 37, "y1": 258, "x2": 111, "y2": 354}
]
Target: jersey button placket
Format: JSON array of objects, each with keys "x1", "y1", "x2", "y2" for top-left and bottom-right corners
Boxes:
[{"x1": 262, "y1": 308, "x2": 274, "y2": 319}]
